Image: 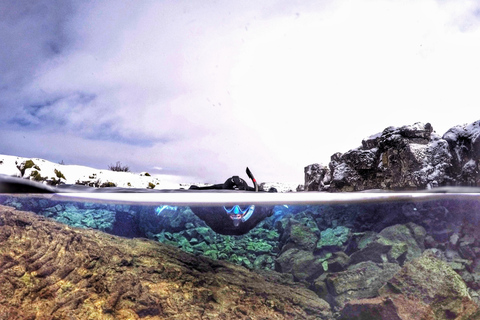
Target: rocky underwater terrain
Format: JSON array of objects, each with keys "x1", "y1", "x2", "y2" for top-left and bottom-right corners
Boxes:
[
  {"x1": 0, "y1": 204, "x2": 330, "y2": 319},
  {"x1": 1, "y1": 119, "x2": 480, "y2": 319},
  {"x1": 2, "y1": 193, "x2": 480, "y2": 319}
]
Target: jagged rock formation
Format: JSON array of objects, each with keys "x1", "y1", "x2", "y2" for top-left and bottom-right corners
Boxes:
[
  {"x1": 305, "y1": 120, "x2": 480, "y2": 191},
  {"x1": 0, "y1": 205, "x2": 332, "y2": 320}
]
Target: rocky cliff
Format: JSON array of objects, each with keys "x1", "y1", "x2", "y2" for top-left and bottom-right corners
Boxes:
[{"x1": 305, "y1": 120, "x2": 480, "y2": 191}]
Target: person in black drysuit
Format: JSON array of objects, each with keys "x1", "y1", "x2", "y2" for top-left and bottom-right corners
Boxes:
[{"x1": 189, "y1": 174, "x2": 275, "y2": 235}]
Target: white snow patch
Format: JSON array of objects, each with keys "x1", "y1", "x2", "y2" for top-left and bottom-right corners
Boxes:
[
  {"x1": 1, "y1": 154, "x2": 294, "y2": 192},
  {"x1": 0, "y1": 154, "x2": 180, "y2": 189}
]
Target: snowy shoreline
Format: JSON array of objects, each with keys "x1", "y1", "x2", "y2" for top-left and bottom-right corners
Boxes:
[{"x1": 0, "y1": 154, "x2": 299, "y2": 192}]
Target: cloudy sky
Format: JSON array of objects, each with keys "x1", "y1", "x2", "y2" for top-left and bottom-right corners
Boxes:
[{"x1": 1, "y1": 0, "x2": 479, "y2": 184}]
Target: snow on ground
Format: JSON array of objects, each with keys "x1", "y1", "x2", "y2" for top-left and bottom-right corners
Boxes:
[
  {"x1": 260, "y1": 182, "x2": 301, "y2": 193},
  {"x1": 0, "y1": 154, "x2": 297, "y2": 191},
  {"x1": 0, "y1": 154, "x2": 183, "y2": 189}
]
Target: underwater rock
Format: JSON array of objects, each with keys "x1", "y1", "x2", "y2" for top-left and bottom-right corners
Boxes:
[
  {"x1": 0, "y1": 205, "x2": 333, "y2": 319},
  {"x1": 348, "y1": 223, "x2": 425, "y2": 266},
  {"x1": 305, "y1": 120, "x2": 480, "y2": 191},
  {"x1": 338, "y1": 296, "x2": 436, "y2": 320},
  {"x1": 325, "y1": 251, "x2": 350, "y2": 273},
  {"x1": 316, "y1": 226, "x2": 351, "y2": 253},
  {"x1": 349, "y1": 241, "x2": 392, "y2": 265},
  {"x1": 275, "y1": 248, "x2": 328, "y2": 282},
  {"x1": 279, "y1": 218, "x2": 319, "y2": 252},
  {"x1": 376, "y1": 223, "x2": 425, "y2": 264},
  {"x1": 325, "y1": 261, "x2": 401, "y2": 309},
  {"x1": 349, "y1": 252, "x2": 480, "y2": 320}
]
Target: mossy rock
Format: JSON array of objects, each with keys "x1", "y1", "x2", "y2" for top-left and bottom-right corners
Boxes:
[
  {"x1": 100, "y1": 182, "x2": 117, "y2": 188},
  {"x1": 376, "y1": 223, "x2": 424, "y2": 263},
  {"x1": 30, "y1": 170, "x2": 47, "y2": 182},
  {"x1": 54, "y1": 169, "x2": 66, "y2": 180},
  {"x1": 379, "y1": 253, "x2": 477, "y2": 319},
  {"x1": 195, "y1": 227, "x2": 214, "y2": 243},
  {"x1": 275, "y1": 248, "x2": 329, "y2": 281},
  {"x1": 316, "y1": 226, "x2": 350, "y2": 252},
  {"x1": 204, "y1": 250, "x2": 218, "y2": 260},
  {"x1": 17, "y1": 160, "x2": 41, "y2": 176},
  {"x1": 246, "y1": 241, "x2": 273, "y2": 253},
  {"x1": 193, "y1": 241, "x2": 210, "y2": 252},
  {"x1": 253, "y1": 255, "x2": 274, "y2": 270},
  {"x1": 228, "y1": 254, "x2": 252, "y2": 268},
  {"x1": 266, "y1": 230, "x2": 280, "y2": 241},
  {"x1": 284, "y1": 220, "x2": 319, "y2": 251},
  {"x1": 24, "y1": 160, "x2": 36, "y2": 170}
]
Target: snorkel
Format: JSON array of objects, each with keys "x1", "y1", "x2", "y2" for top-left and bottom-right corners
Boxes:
[{"x1": 246, "y1": 167, "x2": 258, "y2": 192}]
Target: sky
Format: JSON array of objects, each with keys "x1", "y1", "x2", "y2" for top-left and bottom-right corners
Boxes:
[{"x1": 1, "y1": 0, "x2": 480, "y2": 184}]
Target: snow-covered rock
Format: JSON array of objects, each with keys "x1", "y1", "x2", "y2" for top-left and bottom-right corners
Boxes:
[
  {"x1": 442, "y1": 120, "x2": 480, "y2": 186},
  {"x1": 305, "y1": 121, "x2": 480, "y2": 191},
  {"x1": 259, "y1": 182, "x2": 300, "y2": 193}
]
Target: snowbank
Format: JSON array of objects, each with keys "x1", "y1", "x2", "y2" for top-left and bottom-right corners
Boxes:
[{"x1": 0, "y1": 154, "x2": 181, "y2": 189}]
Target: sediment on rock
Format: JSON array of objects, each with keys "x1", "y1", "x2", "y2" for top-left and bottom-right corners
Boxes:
[{"x1": 0, "y1": 205, "x2": 332, "y2": 320}]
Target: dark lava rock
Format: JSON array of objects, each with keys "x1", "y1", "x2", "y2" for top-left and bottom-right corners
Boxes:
[
  {"x1": 278, "y1": 217, "x2": 320, "y2": 252},
  {"x1": 275, "y1": 248, "x2": 327, "y2": 282},
  {"x1": 443, "y1": 120, "x2": 480, "y2": 186},
  {"x1": 0, "y1": 205, "x2": 332, "y2": 319},
  {"x1": 305, "y1": 120, "x2": 480, "y2": 191},
  {"x1": 349, "y1": 223, "x2": 425, "y2": 266},
  {"x1": 316, "y1": 226, "x2": 351, "y2": 253},
  {"x1": 384, "y1": 252, "x2": 478, "y2": 319},
  {"x1": 339, "y1": 253, "x2": 480, "y2": 319},
  {"x1": 325, "y1": 261, "x2": 401, "y2": 309},
  {"x1": 338, "y1": 296, "x2": 435, "y2": 320},
  {"x1": 304, "y1": 163, "x2": 330, "y2": 191}
]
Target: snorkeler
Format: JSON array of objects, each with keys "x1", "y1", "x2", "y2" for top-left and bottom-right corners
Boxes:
[
  {"x1": 188, "y1": 167, "x2": 275, "y2": 235},
  {"x1": 190, "y1": 204, "x2": 273, "y2": 235},
  {"x1": 188, "y1": 167, "x2": 260, "y2": 191}
]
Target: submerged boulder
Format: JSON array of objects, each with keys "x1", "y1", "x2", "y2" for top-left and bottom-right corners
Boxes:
[
  {"x1": 316, "y1": 226, "x2": 351, "y2": 253},
  {"x1": 349, "y1": 223, "x2": 425, "y2": 266},
  {"x1": 324, "y1": 261, "x2": 401, "y2": 309},
  {"x1": 275, "y1": 248, "x2": 327, "y2": 282},
  {"x1": 340, "y1": 252, "x2": 479, "y2": 320}
]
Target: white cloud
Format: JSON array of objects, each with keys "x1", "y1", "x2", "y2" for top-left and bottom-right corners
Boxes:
[{"x1": 2, "y1": 0, "x2": 480, "y2": 184}]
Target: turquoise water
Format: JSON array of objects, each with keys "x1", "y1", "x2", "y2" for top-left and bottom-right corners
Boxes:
[{"x1": 1, "y1": 193, "x2": 479, "y2": 269}]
